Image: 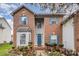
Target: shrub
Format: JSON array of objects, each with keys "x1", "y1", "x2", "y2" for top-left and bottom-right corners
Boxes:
[
  {"x1": 24, "y1": 46, "x2": 28, "y2": 49},
  {"x1": 48, "y1": 50, "x2": 62, "y2": 56},
  {"x1": 59, "y1": 43, "x2": 64, "y2": 47},
  {"x1": 9, "y1": 41, "x2": 13, "y2": 45},
  {"x1": 18, "y1": 46, "x2": 24, "y2": 51},
  {"x1": 12, "y1": 46, "x2": 15, "y2": 49},
  {"x1": 52, "y1": 43, "x2": 57, "y2": 46},
  {"x1": 45, "y1": 43, "x2": 50, "y2": 46},
  {"x1": 4, "y1": 41, "x2": 7, "y2": 44}
]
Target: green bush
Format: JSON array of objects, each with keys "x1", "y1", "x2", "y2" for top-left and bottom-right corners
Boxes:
[
  {"x1": 45, "y1": 43, "x2": 50, "y2": 46},
  {"x1": 50, "y1": 43, "x2": 57, "y2": 47},
  {"x1": 24, "y1": 46, "x2": 28, "y2": 49},
  {"x1": 12, "y1": 46, "x2": 15, "y2": 49},
  {"x1": 48, "y1": 51, "x2": 62, "y2": 56},
  {"x1": 53, "y1": 43, "x2": 57, "y2": 46},
  {"x1": 18, "y1": 46, "x2": 24, "y2": 51},
  {"x1": 59, "y1": 43, "x2": 64, "y2": 47},
  {"x1": 9, "y1": 41, "x2": 13, "y2": 45}
]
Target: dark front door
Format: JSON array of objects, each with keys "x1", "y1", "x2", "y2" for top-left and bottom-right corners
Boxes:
[{"x1": 37, "y1": 34, "x2": 42, "y2": 46}]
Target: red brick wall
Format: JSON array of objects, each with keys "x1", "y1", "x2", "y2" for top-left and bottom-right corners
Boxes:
[
  {"x1": 13, "y1": 7, "x2": 63, "y2": 47},
  {"x1": 13, "y1": 8, "x2": 35, "y2": 47},
  {"x1": 44, "y1": 16, "x2": 63, "y2": 44},
  {"x1": 74, "y1": 13, "x2": 79, "y2": 51}
]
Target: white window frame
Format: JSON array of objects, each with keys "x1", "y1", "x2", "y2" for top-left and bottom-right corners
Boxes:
[
  {"x1": 20, "y1": 16, "x2": 28, "y2": 25},
  {"x1": 20, "y1": 34, "x2": 26, "y2": 44},
  {"x1": 50, "y1": 17, "x2": 59, "y2": 25},
  {"x1": 50, "y1": 34, "x2": 57, "y2": 44},
  {"x1": 16, "y1": 32, "x2": 31, "y2": 47}
]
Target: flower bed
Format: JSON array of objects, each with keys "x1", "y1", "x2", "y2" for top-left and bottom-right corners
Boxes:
[
  {"x1": 8, "y1": 45, "x2": 36, "y2": 56},
  {"x1": 45, "y1": 43, "x2": 78, "y2": 56}
]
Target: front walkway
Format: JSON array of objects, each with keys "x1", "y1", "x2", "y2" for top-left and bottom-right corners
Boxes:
[{"x1": 36, "y1": 50, "x2": 47, "y2": 56}]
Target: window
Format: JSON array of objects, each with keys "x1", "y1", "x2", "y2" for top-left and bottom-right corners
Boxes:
[
  {"x1": 50, "y1": 17, "x2": 59, "y2": 25},
  {"x1": 37, "y1": 23, "x2": 42, "y2": 28},
  {"x1": 20, "y1": 34, "x2": 26, "y2": 44},
  {"x1": 0, "y1": 24, "x2": 2, "y2": 27},
  {"x1": 0, "y1": 24, "x2": 4, "y2": 29},
  {"x1": 50, "y1": 34, "x2": 57, "y2": 44},
  {"x1": 20, "y1": 16, "x2": 28, "y2": 25}
]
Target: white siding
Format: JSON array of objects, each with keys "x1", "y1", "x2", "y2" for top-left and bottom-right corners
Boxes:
[
  {"x1": 0, "y1": 18, "x2": 11, "y2": 43},
  {"x1": 62, "y1": 18, "x2": 75, "y2": 50}
]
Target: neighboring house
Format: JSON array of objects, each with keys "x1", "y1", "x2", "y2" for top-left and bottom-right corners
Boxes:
[
  {"x1": 0, "y1": 17, "x2": 11, "y2": 43},
  {"x1": 11, "y1": 5, "x2": 64, "y2": 49},
  {"x1": 62, "y1": 10, "x2": 79, "y2": 52}
]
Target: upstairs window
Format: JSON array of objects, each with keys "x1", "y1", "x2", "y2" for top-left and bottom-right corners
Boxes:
[
  {"x1": 20, "y1": 16, "x2": 28, "y2": 25},
  {"x1": 0, "y1": 24, "x2": 5, "y2": 29},
  {"x1": 37, "y1": 23, "x2": 42, "y2": 28},
  {"x1": 50, "y1": 17, "x2": 59, "y2": 25}
]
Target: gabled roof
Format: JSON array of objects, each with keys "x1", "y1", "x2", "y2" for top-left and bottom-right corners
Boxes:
[
  {"x1": 0, "y1": 17, "x2": 11, "y2": 29},
  {"x1": 62, "y1": 9, "x2": 79, "y2": 24},
  {"x1": 11, "y1": 5, "x2": 65, "y2": 16},
  {"x1": 11, "y1": 5, "x2": 35, "y2": 16}
]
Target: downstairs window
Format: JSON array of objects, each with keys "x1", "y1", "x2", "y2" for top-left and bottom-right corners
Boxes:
[
  {"x1": 20, "y1": 34, "x2": 26, "y2": 44},
  {"x1": 50, "y1": 34, "x2": 58, "y2": 44}
]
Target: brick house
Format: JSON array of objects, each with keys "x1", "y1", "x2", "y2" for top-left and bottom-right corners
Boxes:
[
  {"x1": 62, "y1": 9, "x2": 79, "y2": 52},
  {"x1": 11, "y1": 5, "x2": 64, "y2": 49}
]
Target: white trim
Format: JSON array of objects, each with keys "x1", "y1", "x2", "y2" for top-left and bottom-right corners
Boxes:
[{"x1": 16, "y1": 32, "x2": 31, "y2": 47}]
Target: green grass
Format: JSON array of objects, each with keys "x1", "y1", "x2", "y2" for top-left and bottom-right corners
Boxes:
[{"x1": 0, "y1": 43, "x2": 12, "y2": 56}]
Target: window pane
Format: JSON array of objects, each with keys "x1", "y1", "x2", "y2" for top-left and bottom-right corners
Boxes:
[
  {"x1": 0, "y1": 24, "x2": 2, "y2": 27},
  {"x1": 50, "y1": 17, "x2": 59, "y2": 24},
  {"x1": 37, "y1": 23, "x2": 41, "y2": 28},
  {"x1": 50, "y1": 34, "x2": 57, "y2": 44},
  {"x1": 20, "y1": 16, "x2": 28, "y2": 25},
  {"x1": 20, "y1": 34, "x2": 26, "y2": 44}
]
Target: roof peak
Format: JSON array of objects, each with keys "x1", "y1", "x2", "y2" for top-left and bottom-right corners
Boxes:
[{"x1": 11, "y1": 5, "x2": 34, "y2": 16}]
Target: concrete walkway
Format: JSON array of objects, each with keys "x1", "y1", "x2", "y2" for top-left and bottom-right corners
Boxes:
[{"x1": 36, "y1": 50, "x2": 47, "y2": 56}]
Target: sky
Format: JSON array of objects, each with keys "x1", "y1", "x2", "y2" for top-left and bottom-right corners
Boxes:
[{"x1": 0, "y1": 3, "x2": 53, "y2": 20}]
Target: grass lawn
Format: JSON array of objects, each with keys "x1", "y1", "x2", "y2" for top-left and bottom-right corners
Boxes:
[{"x1": 0, "y1": 43, "x2": 12, "y2": 56}]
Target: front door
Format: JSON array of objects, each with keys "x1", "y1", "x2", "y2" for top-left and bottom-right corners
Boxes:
[{"x1": 37, "y1": 34, "x2": 42, "y2": 46}]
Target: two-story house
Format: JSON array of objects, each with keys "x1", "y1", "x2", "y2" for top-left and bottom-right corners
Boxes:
[{"x1": 11, "y1": 5, "x2": 64, "y2": 49}]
